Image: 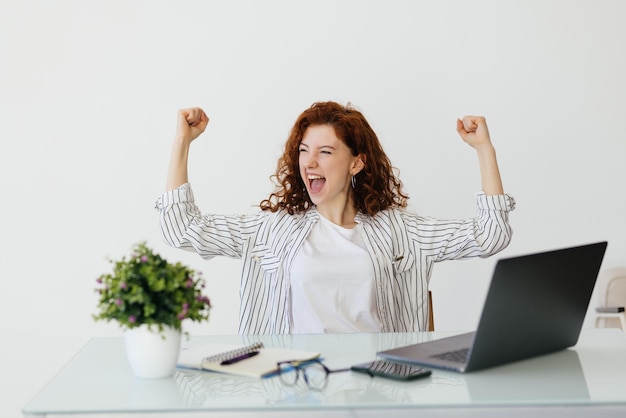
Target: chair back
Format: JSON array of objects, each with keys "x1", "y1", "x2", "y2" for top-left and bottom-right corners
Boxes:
[
  {"x1": 428, "y1": 290, "x2": 435, "y2": 332},
  {"x1": 596, "y1": 267, "x2": 626, "y2": 329}
]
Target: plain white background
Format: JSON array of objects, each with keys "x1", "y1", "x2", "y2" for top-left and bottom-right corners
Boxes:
[{"x1": 2, "y1": 1, "x2": 625, "y2": 416}]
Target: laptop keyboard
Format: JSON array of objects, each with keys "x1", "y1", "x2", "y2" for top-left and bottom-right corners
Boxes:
[{"x1": 431, "y1": 348, "x2": 469, "y2": 363}]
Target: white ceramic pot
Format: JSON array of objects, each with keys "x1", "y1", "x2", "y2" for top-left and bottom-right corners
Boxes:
[{"x1": 124, "y1": 324, "x2": 181, "y2": 379}]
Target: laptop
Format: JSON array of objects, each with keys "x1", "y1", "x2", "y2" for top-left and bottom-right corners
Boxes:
[{"x1": 377, "y1": 241, "x2": 608, "y2": 372}]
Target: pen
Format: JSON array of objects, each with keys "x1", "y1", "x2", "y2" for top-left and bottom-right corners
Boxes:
[{"x1": 220, "y1": 351, "x2": 260, "y2": 365}]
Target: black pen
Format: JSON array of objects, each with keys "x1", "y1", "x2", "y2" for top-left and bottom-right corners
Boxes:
[{"x1": 220, "y1": 351, "x2": 260, "y2": 365}]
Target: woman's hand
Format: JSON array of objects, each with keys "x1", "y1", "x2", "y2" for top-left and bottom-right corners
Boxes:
[
  {"x1": 176, "y1": 107, "x2": 210, "y2": 144},
  {"x1": 456, "y1": 116, "x2": 492, "y2": 150}
]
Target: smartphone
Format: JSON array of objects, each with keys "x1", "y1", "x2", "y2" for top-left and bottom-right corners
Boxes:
[{"x1": 351, "y1": 360, "x2": 431, "y2": 381}]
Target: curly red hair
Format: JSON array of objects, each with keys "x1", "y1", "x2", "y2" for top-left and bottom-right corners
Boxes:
[{"x1": 260, "y1": 101, "x2": 408, "y2": 216}]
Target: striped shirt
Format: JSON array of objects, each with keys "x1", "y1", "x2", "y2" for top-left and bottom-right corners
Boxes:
[{"x1": 155, "y1": 183, "x2": 515, "y2": 334}]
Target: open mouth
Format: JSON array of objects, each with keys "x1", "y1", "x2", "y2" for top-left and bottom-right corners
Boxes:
[{"x1": 308, "y1": 175, "x2": 326, "y2": 194}]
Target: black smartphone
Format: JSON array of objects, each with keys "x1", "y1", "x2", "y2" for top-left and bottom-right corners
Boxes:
[{"x1": 351, "y1": 360, "x2": 431, "y2": 381}]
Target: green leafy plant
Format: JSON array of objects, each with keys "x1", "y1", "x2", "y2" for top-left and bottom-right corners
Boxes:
[{"x1": 94, "y1": 242, "x2": 211, "y2": 334}]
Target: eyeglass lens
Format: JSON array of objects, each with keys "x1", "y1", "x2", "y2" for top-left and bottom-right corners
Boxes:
[
  {"x1": 301, "y1": 362, "x2": 328, "y2": 390},
  {"x1": 277, "y1": 362, "x2": 300, "y2": 386}
]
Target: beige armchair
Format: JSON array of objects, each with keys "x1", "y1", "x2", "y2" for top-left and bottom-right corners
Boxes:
[{"x1": 594, "y1": 267, "x2": 626, "y2": 331}]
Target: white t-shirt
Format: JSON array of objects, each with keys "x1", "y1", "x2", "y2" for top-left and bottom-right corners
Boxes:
[{"x1": 290, "y1": 213, "x2": 381, "y2": 333}]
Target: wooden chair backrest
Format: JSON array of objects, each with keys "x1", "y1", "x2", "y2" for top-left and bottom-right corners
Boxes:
[{"x1": 428, "y1": 291, "x2": 435, "y2": 332}]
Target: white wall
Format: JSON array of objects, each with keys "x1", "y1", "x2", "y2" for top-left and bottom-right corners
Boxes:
[{"x1": 2, "y1": 1, "x2": 625, "y2": 416}]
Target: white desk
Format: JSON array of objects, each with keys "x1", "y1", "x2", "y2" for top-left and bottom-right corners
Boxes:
[{"x1": 23, "y1": 329, "x2": 626, "y2": 417}]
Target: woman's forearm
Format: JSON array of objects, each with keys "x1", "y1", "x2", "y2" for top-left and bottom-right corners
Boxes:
[
  {"x1": 164, "y1": 108, "x2": 210, "y2": 191},
  {"x1": 456, "y1": 116, "x2": 505, "y2": 196},
  {"x1": 475, "y1": 144, "x2": 504, "y2": 195},
  {"x1": 165, "y1": 137, "x2": 191, "y2": 191}
]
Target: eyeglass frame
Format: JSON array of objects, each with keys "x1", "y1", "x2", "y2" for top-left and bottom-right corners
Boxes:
[{"x1": 276, "y1": 358, "x2": 350, "y2": 391}]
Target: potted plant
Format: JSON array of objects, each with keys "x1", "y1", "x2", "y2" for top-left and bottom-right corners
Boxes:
[{"x1": 94, "y1": 242, "x2": 211, "y2": 378}]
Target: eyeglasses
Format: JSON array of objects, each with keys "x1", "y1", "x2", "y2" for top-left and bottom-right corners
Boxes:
[{"x1": 276, "y1": 359, "x2": 350, "y2": 391}]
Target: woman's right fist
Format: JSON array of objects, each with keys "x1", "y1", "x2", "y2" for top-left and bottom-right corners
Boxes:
[{"x1": 176, "y1": 107, "x2": 209, "y2": 143}]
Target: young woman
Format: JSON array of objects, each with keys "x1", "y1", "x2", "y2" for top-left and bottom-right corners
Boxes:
[{"x1": 156, "y1": 101, "x2": 515, "y2": 334}]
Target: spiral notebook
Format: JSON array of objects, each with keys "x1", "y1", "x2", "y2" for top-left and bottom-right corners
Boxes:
[{"x1": 177, "y1": 341, "x2": 320, "y2": 378}]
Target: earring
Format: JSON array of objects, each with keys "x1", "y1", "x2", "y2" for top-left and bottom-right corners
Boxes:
[{"x1": 351, "y1": 175, "x2": 356, "y2": 188}]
